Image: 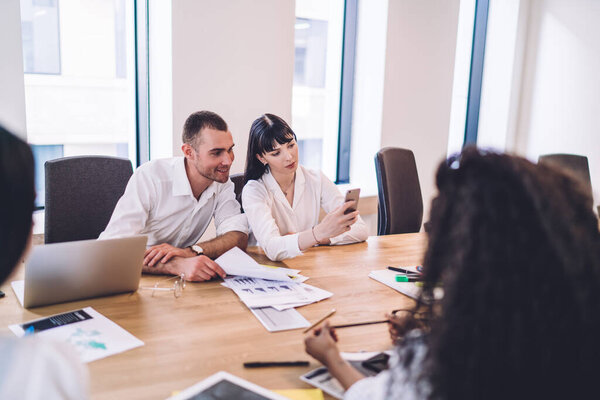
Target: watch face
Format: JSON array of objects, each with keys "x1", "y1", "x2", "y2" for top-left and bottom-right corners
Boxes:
[{"x1": 192, "y1": 245, "x2": 204, "y2": 255}]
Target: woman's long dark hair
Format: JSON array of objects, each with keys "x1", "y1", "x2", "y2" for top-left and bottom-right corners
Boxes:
[
  {"x1": 409, "y1": 148, "x2": 600, "y2": 399},
  {"x1": 0, "y1": 125, "x2": 35, "y2": 284},
  {"x1": 244, "y1": 113, "x2": 297, "y2": 183}
]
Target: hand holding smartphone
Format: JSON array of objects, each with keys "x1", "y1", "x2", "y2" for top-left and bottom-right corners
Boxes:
[{"x1": 344, "y1": 188, "x2": 360, "y2": 214}]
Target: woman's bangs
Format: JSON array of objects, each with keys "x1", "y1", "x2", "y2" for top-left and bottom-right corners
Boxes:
[{"x1": 259, "y1": 129, "x2": 295, "y2": 153}]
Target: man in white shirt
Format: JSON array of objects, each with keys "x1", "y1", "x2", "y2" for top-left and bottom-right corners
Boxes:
[{"x1": 99, "y1": 111, "x2": 248, "y2": 281}]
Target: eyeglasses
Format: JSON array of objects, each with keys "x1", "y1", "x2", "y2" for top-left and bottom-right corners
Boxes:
[
  {"x1": 390, "y1": 308, "x2": 431, "y2": 322},
  {"x1": 139, "y1": 273, "x2": 186, "y2": 298}
]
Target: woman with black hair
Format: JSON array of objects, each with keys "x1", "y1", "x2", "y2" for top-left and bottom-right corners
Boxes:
[
  {"x1": 0, "y1": 126, "x2": 88, "y2": 399},
  {"x1": 304, "y1": 148, "x2": 600, "y2": 399},
  {"x1": 242, "y1": 114, "x2": 368, "y2": 261}
]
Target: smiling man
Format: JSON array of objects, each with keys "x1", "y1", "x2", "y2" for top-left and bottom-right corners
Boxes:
[{"x1": 99, "y1": 111, "x2": 248, "y2": 281}]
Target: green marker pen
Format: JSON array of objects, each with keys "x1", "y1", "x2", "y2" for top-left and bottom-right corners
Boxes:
[{"x1": 395, "y1": 274, "x2": 422, "y2": 283}]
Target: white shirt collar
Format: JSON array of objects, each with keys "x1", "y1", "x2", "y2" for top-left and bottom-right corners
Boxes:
[
  {"x1": 171, "y1": 157, "x2": 219, "y2": 201},
  {"x1": 172, "y1": 157, "x2": 193, "y2": 197},
  {"x1": 262, "y1": 166, "x2": 305, "y2": 209}
]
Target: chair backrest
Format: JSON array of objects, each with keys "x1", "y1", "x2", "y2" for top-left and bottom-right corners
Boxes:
[
  {"x1": 230, "y1": 172, "x2": 245, "y2": 210},
  {"x1": 538, "y1": 153, "x2": 593, "y2": 199},
  {"x1": 45, "y1": 156, "x2": 133, "y2": 244},
  {"x1": 374, "y1": 147, "x2": 423, "y2": 235}
]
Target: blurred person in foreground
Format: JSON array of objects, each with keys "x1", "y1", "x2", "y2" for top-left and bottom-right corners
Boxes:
[
  {"x1": 0, "y1": 125, "x2": 88, "y2": 399},
  {"x1": 305, "y1": 148, "x2": 600, "y2": 399}
]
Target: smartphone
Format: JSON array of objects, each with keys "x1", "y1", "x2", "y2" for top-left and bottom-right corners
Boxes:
[
  {"x1": 361, "y1": 352, "x2": 390, "y2": 373},
  {"x1": 344, "y1": 188, "x2": 360, "y2": 214}
]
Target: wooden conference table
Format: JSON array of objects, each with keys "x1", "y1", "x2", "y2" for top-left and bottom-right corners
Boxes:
[{"x1": 0, "y1": 233, "x2": 426, "y2": 399}]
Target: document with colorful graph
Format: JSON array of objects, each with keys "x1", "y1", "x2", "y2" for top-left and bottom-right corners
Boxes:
[{"x1": 8, "y1": 306, "x2": 144, "y2": 363}]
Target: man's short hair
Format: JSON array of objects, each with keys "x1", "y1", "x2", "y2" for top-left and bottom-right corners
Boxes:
[{"x1": 182, "y1": 111, "x2": 228, "y2": 147}]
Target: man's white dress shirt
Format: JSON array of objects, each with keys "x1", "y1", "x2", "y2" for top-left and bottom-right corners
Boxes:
[
  {"x1": 99, "y1": 157, "x2": 248, "y2": 247},
  {"x1": 241, "y1": 165, "x2": 368, "y2": 261}
]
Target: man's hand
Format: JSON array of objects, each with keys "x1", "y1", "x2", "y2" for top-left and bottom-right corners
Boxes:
[
  {"x1": 144, "y1": 243, "x2": 193, "y2": 267},
  {"x1": 166, "y1": 255, "x2": 227, "y2": 282}
]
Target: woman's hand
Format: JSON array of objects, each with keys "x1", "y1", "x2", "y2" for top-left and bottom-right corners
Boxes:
[
  {"x1": 304, "y1": 322, "x2": 341, "y2": 367},
  {"x1": 314, "y1": 201, "x2": 359, "y2": 242}
]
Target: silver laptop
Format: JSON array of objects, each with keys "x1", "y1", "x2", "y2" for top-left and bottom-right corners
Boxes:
[{"x1": 12, "y1": 236, "x2": 147, "y2": 308}]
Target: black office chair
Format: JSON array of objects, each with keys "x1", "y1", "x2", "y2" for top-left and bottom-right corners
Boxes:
[
  {"x1": 374, "y1": 147, "x2": 423, "y2": 235},
  {"x1": 45, "y1": 156, "x2": 133, "y2": 244},
  {"x1": 538, "y1": 153, "x2": 593, "y2": 200},
  {"x1": 230, "y1": 172, "x2": 245, "y2": 211}
]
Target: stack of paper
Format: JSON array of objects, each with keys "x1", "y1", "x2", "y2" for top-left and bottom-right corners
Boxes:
[
  {"x1": 222, "y1": 277, "x2": 331, "y2": 310},
  {"x1": 216, "y1": 247, "x2": 309, "y2": 282},
  {"x1": 215, "y1": 248, "x2": 332, "y2": 332},
  {"x1": 369, "y1": 269, "x2": 443, "y2": 301}
]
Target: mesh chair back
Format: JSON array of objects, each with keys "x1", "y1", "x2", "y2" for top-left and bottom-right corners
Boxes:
[
  {"x1": 374, "y1": 147, "x2": 423, "y2": 235},
  {"x1": 230, "y1": 172, "x2": 245, "y2": 211},
  {"x1": 45, "y1": 156, "x2": 133, "y2": 243}
]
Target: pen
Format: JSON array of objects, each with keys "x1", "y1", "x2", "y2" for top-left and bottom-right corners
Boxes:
[
  {"x1": 303, "y1": 308, "x2": 336, "y2": 333},
  {"x1": 330, "y1": 319, "x2": 389, "y2": 329},
  {"x1": 387, "y1": 266, "x2": 422, "y2": 276},
  {"x1": 243, "y1": 361, "x2": 310, "y2": 368}
]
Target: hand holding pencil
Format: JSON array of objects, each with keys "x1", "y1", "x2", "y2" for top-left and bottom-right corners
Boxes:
[{"x1": 304, "y1": 321, "x2": 339, "y2": 366}]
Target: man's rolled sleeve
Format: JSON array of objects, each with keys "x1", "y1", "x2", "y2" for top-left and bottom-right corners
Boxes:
[{"x1": 213, "y1": 180, "x2": 249, "y2": 236}]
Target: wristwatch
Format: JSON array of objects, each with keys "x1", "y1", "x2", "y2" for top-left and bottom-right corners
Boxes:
[{"x1": 190, "y1": 244, "x2": 204, "y2": 256}]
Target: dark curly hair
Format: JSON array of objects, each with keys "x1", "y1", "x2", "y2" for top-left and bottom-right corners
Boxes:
[
  {"x1": 0, "y1": 125, "x2": 35, "y2": 284},
  {"x1": 406, "y1": 147, "x2": 600, "y2": 399}
]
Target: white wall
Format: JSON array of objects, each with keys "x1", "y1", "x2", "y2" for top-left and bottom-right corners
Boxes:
[
  {"x1": 380, "y1": 0, "x2": 461, "y2": 224},
  {"x1": 512, "y1": 0, "x2": 600, "y2": 204},
  {"x1": 170, "y1": 0, "x2": 295, "y2": 175},
  {"x1": 0, "y1": 0, "x2": 27, "y2": 138}
]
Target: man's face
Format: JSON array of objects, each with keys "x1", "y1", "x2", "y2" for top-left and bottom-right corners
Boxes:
[{"x1": 185, "y1": 128, "x2": 235, "y2": 184}]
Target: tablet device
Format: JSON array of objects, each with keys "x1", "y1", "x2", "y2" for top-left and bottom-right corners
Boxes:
[{"x1": 167, "y1": 371, "x2": 288, "y2": 400}]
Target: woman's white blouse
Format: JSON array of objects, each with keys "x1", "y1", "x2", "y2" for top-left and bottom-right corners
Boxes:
[{"x1": 242, "y1": 165, "x2": 368, "y2": 261}]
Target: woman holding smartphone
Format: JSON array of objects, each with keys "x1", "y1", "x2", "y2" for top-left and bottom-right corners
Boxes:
[{"x1": 242, "y1": 113, "x2": 368, "y2": 261}]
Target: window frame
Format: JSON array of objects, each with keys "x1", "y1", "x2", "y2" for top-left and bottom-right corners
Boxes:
[
  {"x1": 335, "y1": 0, "x2": 358, "y2": 184},
  {"x1": 463, "y1": 0, "x2": 490, "y2": 147}
]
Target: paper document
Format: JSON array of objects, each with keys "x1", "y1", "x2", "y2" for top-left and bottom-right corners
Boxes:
[
  {"x1": 10, "y1": 280, "x2": 24, "y2": 306},
  {"x1": 369, "y1": 269, "x2": 421, "y2": 299},
  {"x1": 250, "y1": 307, "x2": 310, "y2": 332},
  {"x1": 215, "y1": 247, "x2": 302, "y2": 282},
  {"x1": 271, "y1": 284, "x2": 333, "y2": 311},
  {"x1": 222, "y1": 277, "x2": 332, "y2": 309},
  {"x1": 369, "y1": 269, "x2": 443, "y2": 301},
  {"x1": 9, "y1": 306, "x2": 144, "y2": 363},
  {"x1": 273, "y1": 389, "x2": 324, "y2": 400}
]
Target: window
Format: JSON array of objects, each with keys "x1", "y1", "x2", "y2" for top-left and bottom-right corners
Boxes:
[
  {"x1": 20, "y1": 0, "x2": 142, "y2": 208},
  {"x1": 292, "y1": 0, "x2": 356, "y2": 183},
  {"x1": 20, "y1": 0, "x2": 61, "y2": 74}
]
